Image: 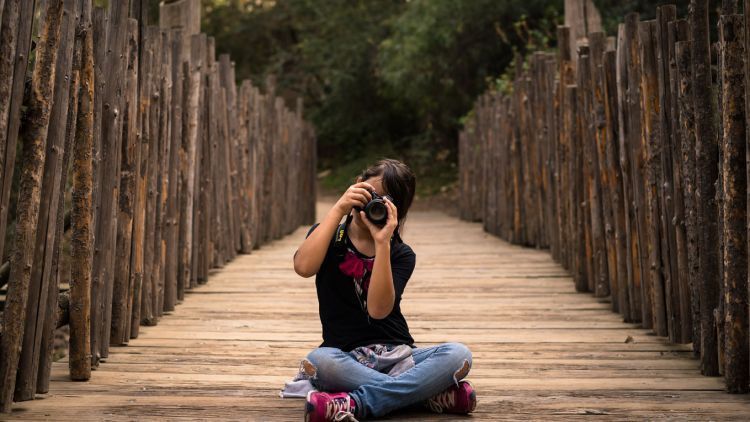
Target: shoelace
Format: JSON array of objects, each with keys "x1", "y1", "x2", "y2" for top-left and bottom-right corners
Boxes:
[
  {"x1": 326, "y1": 396, "x2": 353, "y2": 420},
  {"x1": 427, "y1": 388, "x2": 456, "y2": 413}
]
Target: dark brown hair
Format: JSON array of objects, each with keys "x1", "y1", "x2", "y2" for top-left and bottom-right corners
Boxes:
[{"x1": 358, "y1": 159, "x2": 416, "y2": 231}]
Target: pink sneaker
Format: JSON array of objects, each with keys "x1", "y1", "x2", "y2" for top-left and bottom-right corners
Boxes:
[
  {"x1": 425, "y1": 380, "x2": 477, "y2": 414},
  {"x1": 305, "y1": 390, "x2": 359, "y2": 422}
]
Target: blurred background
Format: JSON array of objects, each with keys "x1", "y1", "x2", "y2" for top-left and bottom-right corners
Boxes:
[{"x1": 144, "y1": 0, "x2": 687, "y2": 198}]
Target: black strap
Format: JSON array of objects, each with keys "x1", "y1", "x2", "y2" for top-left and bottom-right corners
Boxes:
[{"x1": 334, "y1": 213, "x2": 402, "y2": 257}]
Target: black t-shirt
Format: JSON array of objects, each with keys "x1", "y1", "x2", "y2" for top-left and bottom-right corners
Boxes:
[{"x1": 306, "y1": 222, "x2": 416, "y2": 352}]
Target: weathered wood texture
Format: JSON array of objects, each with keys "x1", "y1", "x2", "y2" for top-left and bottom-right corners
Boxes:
[
  {"x1": 5, "y1": 202, "x2": 750, "y2": 419},
  {"x1": 0, "y1": 0, "x2": 316, "y2": 411},
  {"x1": 459, "y1": 2, "x2": 750, "y2": 394}
]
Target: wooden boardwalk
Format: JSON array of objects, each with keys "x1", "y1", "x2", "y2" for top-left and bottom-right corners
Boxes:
[{"x1": 7, "y1": 202, "x2": 750, "y2": 420}]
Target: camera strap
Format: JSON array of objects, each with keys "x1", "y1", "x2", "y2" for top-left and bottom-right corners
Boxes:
[
  {"x1": 333, "y1": 214, "x2": 353, "y2": 257},
  {"x1": 334, "y1": 213, "x2": 403, "y2": 258}
]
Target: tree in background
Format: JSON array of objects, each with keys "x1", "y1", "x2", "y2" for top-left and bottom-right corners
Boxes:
[{"x1": 202, "y1": 0, "x2": 562, "y2": 194}]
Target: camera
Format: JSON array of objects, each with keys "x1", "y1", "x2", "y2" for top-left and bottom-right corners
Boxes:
[{"x1": 357, "y1": 191, "x2": 393, "y2": 225}]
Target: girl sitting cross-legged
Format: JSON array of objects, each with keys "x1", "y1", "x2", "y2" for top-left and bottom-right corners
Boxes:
[{"x1": 291, "y1": 159, "x2": 477, "y2": 421}]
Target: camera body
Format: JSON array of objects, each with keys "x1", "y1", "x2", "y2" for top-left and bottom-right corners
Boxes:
[{"x1": 356, "y1": 191, "x2": 393, "y2": 225}]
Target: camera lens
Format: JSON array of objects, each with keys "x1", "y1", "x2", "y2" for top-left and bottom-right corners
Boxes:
[{"x1": 367, "y1": 201, "x2": 388, "y2": 222}]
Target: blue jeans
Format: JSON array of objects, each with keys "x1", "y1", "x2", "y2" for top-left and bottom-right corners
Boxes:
[{"x1": 304, "y1": 342, "x2": 473, "y2": 419}]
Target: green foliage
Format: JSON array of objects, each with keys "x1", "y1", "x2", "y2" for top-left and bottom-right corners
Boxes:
[
  {"x1": 378, "y1": 0, "x2": 561, "y2": 148},
  {"x1": 593, "y1": 1, "x2": 689, "y2": 34},
  {"x1": 200, "y1": 0, "x2": 562, "y2": 194}
]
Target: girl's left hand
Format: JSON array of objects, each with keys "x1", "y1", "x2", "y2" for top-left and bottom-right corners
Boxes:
[{"x1": 360, "y1": 197, "x2": 398, "y2": 245}]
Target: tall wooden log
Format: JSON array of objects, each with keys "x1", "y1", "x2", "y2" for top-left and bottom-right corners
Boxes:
[
  {"x1": 110, "y1": 18, "x2": 139, "y2": 346},
  {"x1": 0, "y1": 1, "x2": 22, "y2": 248},
  {"x1": 130, "y1": 22, "x2": 154, "y2": 340},
  {"x1": 88, "y1": 4, "x2": 106, "y2": 368},
  {"x1": 163, "y1": 29, "x2": 183, "y2": 312},
  {"x1": 605, "y1": 46, "x2": 630, "y2": 319},
  {"x1": 177, "y1": 34, "x2": 201, "y2": 297},
  {"x1": 667, "y1": 19, "x2": 694, "y2": 345},
  {"x1": 0, "y1": 0, "x2": 36, "y2": 292},
  {"x1": 655, "y1": 5, "x2": 679, "y2": 342},
  {"x1": 677, "y1": 38, "x2": 702, "y2": 356},
  {"x1": 93, "y1": 0, "x2": 130, "y2": 359},
  {"x1": 690, "y1": 0, "x2": 720, "y2": 376},
  {"x1": 69, "y1": 0, "x2": 95, "y2": 380},
  {"x1": 14, "y1": 0, "x2": 80, "y2": 401},
  {"x1": 718, "y1": 13, "x2": 748, "y2": 394},
  {"x1": 0, "y1": 0, "x2": 64, "y2": 411},
  {"x1": 623, "y1": 14, "x2": 647, "y2": 324},
  {"x1": 590, "y1": 32, "x2": 614, "y2": 300},
  {"x1": 577, "y1": 48, "x2": 596, "y2": 293}
]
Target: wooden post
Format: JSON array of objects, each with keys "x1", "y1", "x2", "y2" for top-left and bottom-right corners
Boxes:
[
  {"x1": 93, "y1": 0, "x2": 130, "y2": 359},
  {"x1": 626, "y1": 15, "x2": 649, "y2": 327},
  {"x1": 690, "y1": 0, "x2": 721, "y2": 376},
  {"x1": 590, "y1": 32, "x2": 614, "y2": 299},
  {"x1": 0, "y1": 0, "x2": 64, "y2": 411},
  {"x1": 89, "y1": 4, "x2": 106, "y2": 368},
  {"x1": 577, "y1": 47, "x2": 596, "y2": 293},
  {"x1": 110, "y1": 18, "x2": 139, "y2": 346},
  {"x1": 605, "y1": 46, "x2": 630, "y2": 319},
  {"x1": 655, "y1": 5, "x2": 679, "y2": 342},
  {"x1": 668, "y1": 19, "x2": 693, "y2": 345},
  {"x1": 557, "y1": 26, "x2": 574, "y2": 270},
  {"x1": 718, "y1": 13, "x2": 748, "y2": 393},
  {"x1": 17, "y1": 0, "x2": 80, "y2": 399},
  {"x1": 69, "y1": 0, "x2": 95, "y2": 380},
  {"x1": 130, "y1": 23, "x2": 154, "y2": 340},
  {"x1": 0, "y1": 0, "x2": 37, "y2": 300},
  {"x1": 677, "y1": 38, "x2": 702, "y2": 356},
  {"x1": 640, "y1": 20, "x2": 667, "y2": 336},
  {"x1": 177, "y1": 34, "x2": 201, "y2": 296}
]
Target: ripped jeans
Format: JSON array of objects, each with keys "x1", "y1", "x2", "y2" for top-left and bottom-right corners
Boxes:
[{"x1": 304, "y1": 342, "x2": 472, "y2": 419}]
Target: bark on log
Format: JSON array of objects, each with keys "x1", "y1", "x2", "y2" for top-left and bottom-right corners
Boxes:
[
  {"x1": 110, "y1": 18, "x2": 139, "y2": 347},
  {"x1": 36, "y1": 0, "x2": 82, "y2": 395},
  {"x1": 0, "y1": 0, "x2": 37, "y2": 299},
  {"x1": 0, "y1": 0, "x2": 64, "y2": 411},
  {"x1": 690, "y1": 0, "x2": 720, "y2": 376},
  {"x1": 69, "y1": 0, "x2": 94, "y2": 381},
  {"x1": 718, "y1": 13, "x2": 748, "y2": 393}
]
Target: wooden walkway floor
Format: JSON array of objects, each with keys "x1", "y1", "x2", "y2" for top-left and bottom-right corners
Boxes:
[{"x1": 7, "y1": 202, "x2": 750, "y2": 420}]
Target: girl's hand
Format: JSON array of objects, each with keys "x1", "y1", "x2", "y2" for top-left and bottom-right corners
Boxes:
[
  {"x1": 334, "y1": 182, "x2": 375, "y2": 217},
  {"x1": 360, "y1": 197, "x2": 398, "y2": 245}
]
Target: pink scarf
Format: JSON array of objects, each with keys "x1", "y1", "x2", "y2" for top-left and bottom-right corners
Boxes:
[{"x1": 339, "y1": 250, "x2": 375, "y2": 292}]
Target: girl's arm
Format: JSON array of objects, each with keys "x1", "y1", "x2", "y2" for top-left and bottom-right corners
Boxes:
[
  {"x1": 360, "y1": 199, "x2": 399, "y2": 319},
  {"x1": 293, "y1": 182, "x2": 374, "y2": 278}
]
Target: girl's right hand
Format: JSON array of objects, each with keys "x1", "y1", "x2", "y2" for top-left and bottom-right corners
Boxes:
[{"x1": 334, "y1": 182, "x2": 375, "y2": 216}]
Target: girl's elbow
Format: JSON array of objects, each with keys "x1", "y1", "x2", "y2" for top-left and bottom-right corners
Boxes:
[
  {"x1": 293, "y1": 256, "x2": 317, "y2": 278},
  {"x1": 367, "y1": 303, "x2": 394, "y2": 320},
  {"x1": 294, "y1": 264, "x2": 316, "y2": 278}
]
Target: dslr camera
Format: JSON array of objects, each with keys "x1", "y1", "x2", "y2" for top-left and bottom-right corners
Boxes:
[{"x1": 356, "y1": 191, "x2": 393, "y2": 225}]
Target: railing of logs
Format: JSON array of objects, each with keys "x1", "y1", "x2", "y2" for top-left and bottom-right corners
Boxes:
[
  {"x1": 460, "y1": 1, "x2": 750, "y2": 393},
  {"x1": 0, "y1": 0, "x2": 316, "y2": 412}
]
